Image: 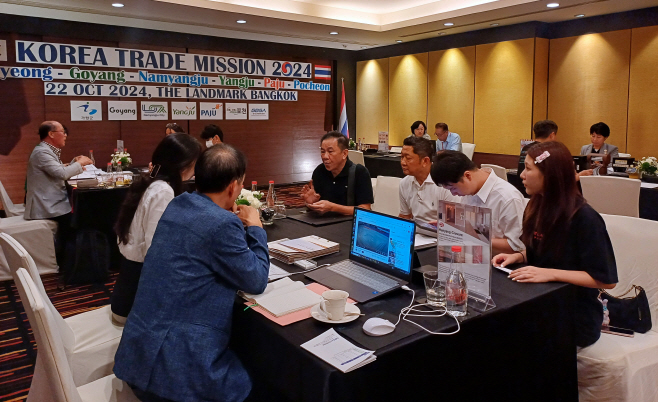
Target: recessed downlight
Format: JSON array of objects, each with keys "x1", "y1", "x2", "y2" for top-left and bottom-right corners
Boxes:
[
  {"x1": 396, "y1": 40, "x2": 403, "y2": 43},
  {"x1": 444, "y1": 22, "x2": 454, "y2": 26},
  {"x1": 236, "y1": 20, "x2": 247, "y2": 24},
  {"x1": 330, "y1": 31, "x2": 339, "y2": 35},
  {"x1": 112, "y1": 2, "x2": 124, "y2": 7},
  {"x1": 439, "y1": 32, "x2": 446, "y2": 35},
  {"x1": 361, "y1": 46, "x2": 367, "y2": 49},
  {"x1": 491, "y1": 23, "x2": 499, "y2": 26},
  {"x1": 547, "y1": 3, "x2": 559, "y2": 8},
  {"x1": 575, "y1": 14, "x2": 585, "y2": 18}
]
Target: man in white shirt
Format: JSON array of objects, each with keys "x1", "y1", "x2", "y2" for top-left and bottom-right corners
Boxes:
[
  {"x1": 430, "y1": 150, "x2": 525, "y2": 255},
  {"x1": 399, "y1": 136, "x2": 460, "y2": 223}
]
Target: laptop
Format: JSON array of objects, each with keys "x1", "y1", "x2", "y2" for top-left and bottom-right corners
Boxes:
[{"x1": 306, "y1": 208, "x2": 415, "y2": 303}]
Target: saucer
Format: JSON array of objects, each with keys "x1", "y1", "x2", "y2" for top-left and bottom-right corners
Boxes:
[{"x1": 310, "y1": 303, "x2": 361, "y2": 324}]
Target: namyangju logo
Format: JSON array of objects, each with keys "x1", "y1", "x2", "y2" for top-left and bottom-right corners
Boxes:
[{"x1": 142, "y1": 104, "x2": 166, "y2": 115}]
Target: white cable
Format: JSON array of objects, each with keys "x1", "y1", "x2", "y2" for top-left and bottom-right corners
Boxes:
[{"x1": 394, "y1": 288, "x2": 461, "y2": 335}]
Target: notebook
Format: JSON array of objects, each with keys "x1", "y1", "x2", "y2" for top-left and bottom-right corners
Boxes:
[
  {"x1": 242, "y1": 277, "x2": 322, "y2": 317},
  {"x1": 268, "y1": 236, "x2": 339, "y2": 264}
]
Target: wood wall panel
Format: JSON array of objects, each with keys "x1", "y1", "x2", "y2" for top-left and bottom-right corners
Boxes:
[
  {"x1": 532, "y1": 38, "x2": 550, "y2": 129},
  {"x1": 388, "y1": 53, "x2": 428, "y2": 146},
  {"x1": 628, "y1": 26, "x2": 658, "y2": 159},
  {"x1": 356, "y1": 58, "x2": 388, "y2": 145},
  {"x1": 547, "y1": 30, "x2": 631, "y2": 154},
  {"x1": 427, "y1": 47, "x2": 476, "y2": 143},
  {"x1": 474, "y1": 38, "x2": 535, "y2": 154}
]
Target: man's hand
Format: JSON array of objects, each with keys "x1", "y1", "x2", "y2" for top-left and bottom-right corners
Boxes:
[
  {"x1": 75, "y1": 156, "x2": 93, "y2": 166},
  {"x1": 301, "y1": 180, "x2": 321, "y2": 205},
  {"x1": 508, "y1": 266, "x2": 555, "y2": 283},
  {"x1": 236, "y1": 205, "x2": 262, "y2": 228},
  {"x1": 307, "y1": 200, "x2": 335, "y2": 215}
]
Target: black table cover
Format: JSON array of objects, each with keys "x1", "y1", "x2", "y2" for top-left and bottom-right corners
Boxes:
[
  {"x1": 230, "y1": 218, "x2": 578, "y2": 402},
  {"x1": 364, "y1": 155, "x2": 404, "y2": 178}
]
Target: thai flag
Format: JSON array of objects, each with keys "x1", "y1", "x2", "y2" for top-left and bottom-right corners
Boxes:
[
  {"x1": 339, "y1": 80, "x2": 349, "y2": 137},
  {"x1": 314, "y1": 65, "x2": 331, "y2": 80}
]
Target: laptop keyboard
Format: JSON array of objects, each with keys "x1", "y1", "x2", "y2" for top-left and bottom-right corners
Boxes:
[{"x1": 327, "y1": 261, "x2": 399, "y2": 292}]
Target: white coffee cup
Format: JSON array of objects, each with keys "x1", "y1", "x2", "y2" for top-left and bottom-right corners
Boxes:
[{"x1": 319, "y1": 290, "x2": 349, "y2": 321}]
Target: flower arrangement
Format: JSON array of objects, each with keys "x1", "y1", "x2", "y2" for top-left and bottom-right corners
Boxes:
[
  {"x1": 638, "y1": 156, "x2": 658, "y2": 176},
  {"x1": 111, "y1": 150, "x2": 132, "y2": 168},
  {"x1": 235, "y1": 189, "x2": 263, "y2": 208}
]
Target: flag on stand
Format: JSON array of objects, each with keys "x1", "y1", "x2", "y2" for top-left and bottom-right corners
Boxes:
[{"x1": 339, "y1": 79, "x2": 349, "y2": 137}]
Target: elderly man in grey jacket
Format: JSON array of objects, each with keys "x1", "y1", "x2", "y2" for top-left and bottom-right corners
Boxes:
[{"x1": 25, "y1": 121, "x2": 93, "y2": 265}]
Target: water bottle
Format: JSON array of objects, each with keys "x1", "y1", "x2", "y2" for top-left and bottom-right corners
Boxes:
[
  {"x1": 445, "y1": 245, "x2": 468, "y2": 317},
  {"x1": 266, "y1": 181, "x2": 276, "y2": 207},
  {"x1": 116, "y1": 161, "x2": 122, "y2": 173},
  {"x1": 106, "y1": 162, "x2": 112, "y2": 173},
  {"x1": 251, "y1": 181, "x2": 257, "y2": 192},
  {"x1": 261, "y1": 181, "x2": 276, "y2": 225},
  {"x1": 89, "y1": 150, "x2": 95, "y2": 166}
]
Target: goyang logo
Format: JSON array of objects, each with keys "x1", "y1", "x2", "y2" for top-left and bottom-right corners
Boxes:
[
  {"x1": 171, "y1": 102, "x2": 197, "y2": 120},
  {"x1": 108, "y1": 101, "x2": 137, "y2": 121},
  {"x1": 70, "y1": 100, "x2": 102, "y2": 121},
  {"x1": 141, "y1": 102, "x2": 168, "y2": 120}
]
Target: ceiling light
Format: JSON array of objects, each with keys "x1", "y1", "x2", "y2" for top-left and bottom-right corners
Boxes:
[
  {"x1": 396, "y1": 40, "x2": 403, "y2": 43},
  {"x1": 439, "y1": 32, "x2": 446, "y2": 35},
  {"x1": 491, "y1": 23, "x2": 499, "y2": 26},
  {"x1": 547, "y1": 3, "x2": 559, "y2": 8},
  {"x1": 361, "y1": 46, "x2": 368, "y2": 49},
  {"x1": 444, "y1": 22, "x2": 454, "y2": 26},
  {"x1": 575, "y1": 14, "x2": 585, "y2": 18},
  {"x1": 111, "y1": 2, "x2": 124, "y2": 7},
  {"x1": 236, "y1": 20, "x2": 247, "y2": 24},
  {"x1": 330, "y1": 31, "x2": 338, "y2": 35}
]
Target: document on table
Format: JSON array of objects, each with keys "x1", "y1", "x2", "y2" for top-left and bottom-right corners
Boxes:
[
  {"x1": 268, "y1": 263, "x2": 290, "y2": 281},
  {"x1": 301, "y1": 328, "x2": 376, "y2": 373},
  {"x1": 414, "y1": 233, "x2": 437, "y2": 250},
  {"x1": 71, "y1": 164, "x2": 102, "y2": 180},
  {"x1": 641, "y1": 182, "x2": 658, "y2": 189}
]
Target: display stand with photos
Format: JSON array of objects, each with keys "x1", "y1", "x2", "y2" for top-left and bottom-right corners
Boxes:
[
  {"x1": 436, "y1": 201, "x2": 496, "y2": 312},
  {"x1": 378, "y1": 132, "x2": 389, "y2": 154}
]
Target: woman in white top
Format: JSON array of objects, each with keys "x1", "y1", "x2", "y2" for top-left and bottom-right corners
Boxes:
[{"x1": 111, "y1": 133, "x2": 202, "y2": 323}]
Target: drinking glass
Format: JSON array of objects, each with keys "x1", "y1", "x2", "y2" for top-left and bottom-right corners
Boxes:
[
  {"x1": 274, "y1": 201, "x2": 286, "y2": 219},
  {"x1": 103, "y1": 173, "x2": 115, "y2": 188},
  {"x1": 423, "y1": 271, "x2": 445, "y2": 307},
  {"x1": 260, "y1": 206, "x2": 275, "y2": 225}
]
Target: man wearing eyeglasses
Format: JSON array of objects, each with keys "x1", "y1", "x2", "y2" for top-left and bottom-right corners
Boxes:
[{"x1": 25, "y1": 121, "x2": 93, "y2": 266}]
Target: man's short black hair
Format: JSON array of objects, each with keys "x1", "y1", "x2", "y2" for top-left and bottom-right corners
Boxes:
[
  {"x1": 320, "y1": 131, "x2": 349, "y2": 150},
  {"x1": 403, "y1": 136, "x2": 434, "y2": 160},
  {"x1": 430, "y1": 150, "x2": 477, "y2": 185},
  {"x1": 200, "y1": 124, "x2": 224, "y2": 141},
  {"x1": 195, "y1": 144, "x2": 247, "y2": 193},
  {"x1": 410, "y1": 120, "x2": 427, "y2": 134},
  {"x1": 590, "y1": 122, "x2": 611, "y2": 138},
  {"x1": 435, "y1": 122, "x2": 449, "y2": 131},
  {"x1": 533, "y1": 120, "x2": 558, "y2": 139},
  {"x1": 38, "y1": 121, "x2": 57, "y2": 140}
]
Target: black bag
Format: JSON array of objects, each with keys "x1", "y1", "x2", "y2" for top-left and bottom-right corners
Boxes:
[
  {"x1": 64, "y1": 229, "x2": 110, "y2": 285},
  {"x1": 599, "y1": 286, "x2": 652, "y2": 333}
]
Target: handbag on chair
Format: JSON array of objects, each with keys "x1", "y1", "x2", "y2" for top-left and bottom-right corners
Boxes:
[{"x1": 599, "y1": 285, "x2": 652, "y2": 333}]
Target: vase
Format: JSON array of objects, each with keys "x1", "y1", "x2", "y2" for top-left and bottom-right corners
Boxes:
[{"x1": 641, "y1": 172, "x2": 658, "y2": 183}]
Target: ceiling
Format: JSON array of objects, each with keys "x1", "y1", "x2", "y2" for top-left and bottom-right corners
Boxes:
[{"x1": 1, "y1": 0, "x2": 658, "y2": 50}]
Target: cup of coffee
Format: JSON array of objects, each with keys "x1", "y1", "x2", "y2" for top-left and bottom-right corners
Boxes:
[{"x1": 319, "y1": 290, "x2": 349, "y2": 320}]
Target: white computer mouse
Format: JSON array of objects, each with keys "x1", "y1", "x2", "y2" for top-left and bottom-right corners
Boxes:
[{"x1": 363, "y1": 317, "x2": 396, "y2": 336}]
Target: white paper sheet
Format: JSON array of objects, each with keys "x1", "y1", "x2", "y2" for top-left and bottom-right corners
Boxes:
[
  {"x1": 641, "y1": 182, "x2": 658, "y2": 189},
  {"x1": 71, "y1": 164, "x2": 102, "y2": 180},
  {"x1": 268, "y1": 263, "x2": 291, "y2": 281},
  {"x1": 301, "y1": 329, "x2": 376, "y2": 373},
  {"x1": 279, "y1": 238, "x2": 325, "y2": 252},
  {"x1": 414, "y1": 234, "x2": 437, "y2": 249}
]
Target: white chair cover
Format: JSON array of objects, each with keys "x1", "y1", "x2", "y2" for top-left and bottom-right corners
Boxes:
[
  {"x1": 372, "y1": 176, "x2": 402, "y2": 217},
  {"x1": 0, "y1": 180, "x2": 25, "y2": 217},
  {"x1": 0, "y1": 216, "x2": 57, "y2": 280},
  {"x1": 14, "y1": 268, "x2": 137, "y2": 402},
  {"x1": 481, "y1": 164, "x2": 508, "y2": 181},
  {"x1": 348, "y1": 150, "x2": 365, "y2": 166},
  {"x1": 462, "y1": 143, "x2": 476, "y2": 160},
  {"x1": 577, "y1": 215, "x2": 658, "y2": 402},
  {"x1": 580, "y1": 176, "x2": 640, "y2": 218}
]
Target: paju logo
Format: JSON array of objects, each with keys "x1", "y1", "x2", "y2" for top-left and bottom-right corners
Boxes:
[
  {"x1": 78, "y1": 102, "x2": 98, "y2": 115},
  {"x1": 173, "y1": 105, "x2": 196, "y2": 116},
  {"x1": 201, "y1": 104, "x2": 221, "y2": 117},
  {"x1": 142, "y1": 104, "x2": 166, "y2": 115}
]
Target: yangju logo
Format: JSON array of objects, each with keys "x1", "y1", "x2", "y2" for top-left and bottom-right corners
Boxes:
[
  {"x1": 173, "y1": 105, "x2": 196, "y2": 116},
  {"x1": 78, "y1": 102, "x2": 98, "y2": 115},
  {"x1": 142, "y1": 104, "x2": 166, "y2": 115}
]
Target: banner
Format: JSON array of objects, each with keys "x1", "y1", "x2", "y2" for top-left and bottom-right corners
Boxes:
[
  {"x1": 225, "y1": 103, "x2": 247, "y2": 120},
  {"x1": 171, "y1": 102, "x2": 197, "y2": 120},
  {"x1": 108, "y1": 101, "x2": 137, "y2": 120},
  {"x1": 71, "y1": 100, "x2": 102, "y2": 121},
  {"x1": 141, "y1": 101, "x2": 168, "y2": 120},
  {"x1": 199, "y1": 103, "x2": 223, "y2": 120},
  {"x1": 0, "y1": 40, "x2": 6, "y2": 62},
  {"x1": 249, "y1": 104, "x2": 269, "y2": 120}
]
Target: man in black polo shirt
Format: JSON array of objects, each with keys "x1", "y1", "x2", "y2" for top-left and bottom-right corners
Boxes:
[{"x1": 301, "y1": 131, "x2": 374, "y2": 215}]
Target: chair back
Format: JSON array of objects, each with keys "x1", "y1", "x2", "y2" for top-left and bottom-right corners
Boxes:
[
  {"x1": 601, "y1": 215, "x2": 658, "y2": 331},
  {"x1": 0, "y1": 233, "x2": 76, "y2": 351},
  {"x1": 372, "y1": 176, "x2": 402, "y2": 217},
  {"x1": 462, "y1": 143, "x2": 476, "y2": 160},
  {"x1": 0, "y1": 180, "x2": 21, "y2": 217},
  {"x1": 348, "y1": 150, "x2": 365, "y2": 167},
  {"x1": 14, "y1": 268, "x2": 82, "y2": 402},
  {"x1": 580, "y1": 176, "x2": 640, "y2": 218},
  {"x1": 481, "y1": 164, "x2": 508, "y2": 181}
]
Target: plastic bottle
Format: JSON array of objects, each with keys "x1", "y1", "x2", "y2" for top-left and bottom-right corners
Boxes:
[
  {"x1": 106, "y1": 162, "x2": 112, "y2": 173},
  {"x1": 251, "y1": 181, "x2": 258, "y2": 192},
  {"x1": 445, "y1": 245, "x2": 468, "y2": 317},
  {"x1": 266, "y1": 181, "x2": 276, "y2": 208},
  {"x1": 89, "y1": 150, "x2": 95, "y2": 166}
]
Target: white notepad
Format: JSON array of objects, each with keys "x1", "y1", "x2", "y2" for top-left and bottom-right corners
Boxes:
[
  {"x1": 301, "y1": 329, "x2": 376, "y2": 373},
  {"x1": 242, "y1": 277, "x2": 322, "y2": 317}
]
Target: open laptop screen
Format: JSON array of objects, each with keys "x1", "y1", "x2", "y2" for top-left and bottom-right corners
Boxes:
[{"x1": 350, "y1": 208, "x2": 415, "y2": 279}]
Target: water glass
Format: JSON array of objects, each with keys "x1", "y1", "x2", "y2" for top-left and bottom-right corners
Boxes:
[
  {"x1": 260, "y1": 206, "x2": 275, "y2": 225},
  {"x1": 423, "y1": 271, "x2": 445, "y2": 307},
  {"x1": 274, "y1": 201, "x2": 286, "y2": 219},
  {"x1": 103, "y1": 173, "x2": 115, "y2": 188}
]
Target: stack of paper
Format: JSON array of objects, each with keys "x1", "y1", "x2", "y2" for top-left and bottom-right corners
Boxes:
[
  {"x1": 71, "y1": 165, "x2": 103, "y2": 180},
  {"x1": 242, "y1": 277, "x2": 322, "y2": 317},
  {"x1": 268, "y1": 235, "x2": 339, "y2": 264},
  {"x1": 301, "y1": 329, "x2": 376, "y2": 373}
]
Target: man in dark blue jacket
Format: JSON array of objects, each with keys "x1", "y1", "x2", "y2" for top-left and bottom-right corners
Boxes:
[{"x1": 114, "y1": 144, "x2": 269, "y2": 402}]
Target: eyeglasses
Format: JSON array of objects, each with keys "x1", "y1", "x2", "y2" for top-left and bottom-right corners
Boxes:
[{"x1": 50, "y1": 130, "x2": 66, "y2": 134}]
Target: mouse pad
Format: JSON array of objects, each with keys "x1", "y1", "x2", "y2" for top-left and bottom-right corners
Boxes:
[{"x1": 335, "y1": 311, "x2": 423, "y2": 351}]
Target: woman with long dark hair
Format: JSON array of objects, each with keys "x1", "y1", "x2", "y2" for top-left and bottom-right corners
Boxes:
[
  {"x1": 111, "y1": 133, "x2": 202, "y2": 323},
  {"x1": 493, "y1": 141, "x2": 618, "y2": 348}
]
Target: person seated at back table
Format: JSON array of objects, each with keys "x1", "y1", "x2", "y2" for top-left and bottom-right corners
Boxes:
[
  {"x1": 113, "y1": 144, "x2": 269, "y2": 402},
  {"x1": 493, "y1": 141, "x2": 617, "y2": 348},
  {"x1": 399, "y1": 136, "x2": 461, "y2": 223},
  {"x1": 301, "y1": 131, "x2": 374, "y2": 216},
  {"x1": 200, "y1": 124, "x2": 224, "y2": 148},
  {"x1": 110, "y1": 133, "x2": 202, "y2": 324},
  {"x1": 518, "y1": 119, "x2": 558, "y2": 176},
  {"x1": 430, "y1": 151, "x2": 525, "y2": 255},
  {"x1": 434, "y1": 122, "x2": 462, "y2": 153},
  {"x1": 579, "y1": 122, "x2": 619, "y2": 177},
  {"x1": 407, "y1": 120, "x2": 432, "y2": 140},
  {"x1": 165, "y1": 122, "x2": 185, "y2": 136}
]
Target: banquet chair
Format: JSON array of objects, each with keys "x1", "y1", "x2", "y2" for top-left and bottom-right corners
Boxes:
[
  {"x1": 577, "y1": 214, "x2": 658, "y2": 402},
  {"x1": 462, "y1": 143, "x2": 476, "y2": 160},
  {"x1": 0, "y1": 180, "x2": 25, "y2": 217},
  {"x1": 481, "y1": 164, "x2": 508, "y2": 181},
  {"x1": 0, "y1": 233, "x2": 123, "y2": 394},
  {"x1": 0, "y1": 215, "x2": 58, "y2": 280},
  {"x1": 13, "y1": 268, "x2": 138, "y2": 402},
  {"x1": 580, "y1": 176, "x2": 640, "y2": 218},
  {"x1": 348, "y1": 150, "x2": 365, "y2": 166},
  {"x1": 372, "y1": 176, "x2": 401, "y2": 217}
]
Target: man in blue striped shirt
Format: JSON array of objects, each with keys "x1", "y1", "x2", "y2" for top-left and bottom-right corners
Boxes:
[{"x1": 434, "y1": 122, "x2": 462, "y2": 153}]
